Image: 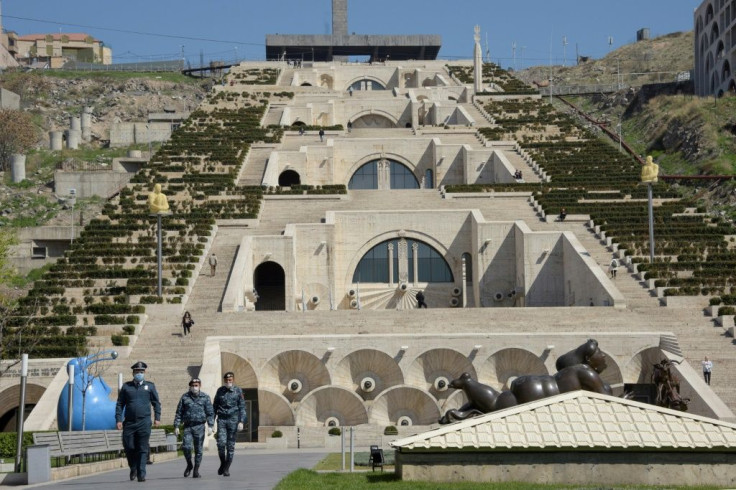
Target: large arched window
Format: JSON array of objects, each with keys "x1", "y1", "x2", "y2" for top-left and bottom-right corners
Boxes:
[
  {"x1": 349, "y1": 79, "x2": 386, "y2": 91},
  {"x1": 348, "y1": 159, "x2": 419, "y2": 190},
  {"x1": 352, "y1": 238, "x2": 453, "y2": 284}
]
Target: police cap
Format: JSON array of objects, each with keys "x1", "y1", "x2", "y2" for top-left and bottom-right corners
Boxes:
[
  {"x1": 189, "y1": 378, "x2": 201, "y2": 386},
  {"x1": 223, "y1": 371, "x2": 234, "y2": 379},
  {"x1": 131, "y1": 361, "x2": 148, "y2": 370}
]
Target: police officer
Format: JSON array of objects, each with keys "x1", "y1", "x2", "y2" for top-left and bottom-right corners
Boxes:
[
  {"x1": 173, "y1": 378, "x2": 214, "y2": 478},
  {"x1": 213, "y1": 371, "x2": 246, "y2": 477},
  {"x1": 115, "y1": 361, "x2": 161, "y2": 482}
]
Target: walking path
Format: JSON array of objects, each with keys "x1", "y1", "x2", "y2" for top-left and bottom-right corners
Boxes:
[{"x1": 26, "y1": 450, "x2": 327, "y2": 490}]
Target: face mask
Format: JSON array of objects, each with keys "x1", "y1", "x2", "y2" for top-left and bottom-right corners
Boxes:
[
  {"x1": 190, "y1": 386, "x2": 200, "y2": 394},
  {"x1": 225, "y1": 382, "x2": 233, "y2": 388},
  {"x1": 134, "y1": 373, "x2": 145, "y2": 382}
]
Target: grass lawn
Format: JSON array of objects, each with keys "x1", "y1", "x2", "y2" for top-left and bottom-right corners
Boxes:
[{"x1": 275, "y1": 468, "x2": 723, "y2": 490}]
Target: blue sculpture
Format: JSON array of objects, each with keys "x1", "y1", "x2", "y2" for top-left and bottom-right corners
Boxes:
[{"x1": 57, "y1": 350, "x2": 119, "y2": 431}]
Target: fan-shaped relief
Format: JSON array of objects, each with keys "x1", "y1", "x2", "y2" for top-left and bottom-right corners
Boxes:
[
  {"x1": 262, "y1": 350, "x2": 331, "y2": 403},
  {"x1": 257, "y1": 389, "x2": 295, "y2": 426},
  {"x1": 294, "y1": 386, "x2": 369, "y2": 427},
  {"x1": 441, "y1": 388, "x2": 469, "y2": 414},
  {"x1": 623, "y1": 347, "x2": 662, "y2": 385},
  {"x1": 405, "y1": 348, "x2": 476, "y2": 401},
  {"x1": 598, "y1": 349, "x2": 624, "y2": 395},
  {"x1": 301, "y1": 282, "x2": 328, "y2": 311},
  {"x1": 333, "y1": 349, "x2": 403, "y2": 401},
  {"x1": 220, "y1": 351, "x2": 258, "y2": 388},
  {"x1": 369, "y1": 385, "x2": 441, "y2": 427},
  {"x1": 479, "y1": 347, "x2": 548, "y2": 390}
]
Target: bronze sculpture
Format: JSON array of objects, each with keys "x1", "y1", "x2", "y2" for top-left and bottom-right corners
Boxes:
[
  {"x1": 439, "y1": 339, "x2": 615, "y2": 424},
  {"x1": 652, "y1": 359, "x2": 689, "y2": 411}
]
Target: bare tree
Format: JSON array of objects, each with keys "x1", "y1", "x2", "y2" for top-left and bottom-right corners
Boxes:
[
  {"x1": 0, "y1": 109, "x2": 39, "y2": 171},
  {"x1": 77, "y1": 347, "x2": 118, "y2": 430}
]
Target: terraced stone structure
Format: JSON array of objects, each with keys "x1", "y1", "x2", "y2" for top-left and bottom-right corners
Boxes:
[{"x1": 6, "y1": 60, "x2": 735, "y2": 450}]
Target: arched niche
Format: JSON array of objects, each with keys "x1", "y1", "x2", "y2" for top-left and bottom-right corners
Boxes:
[
  {"x1": 257, "y1": 389, "x2": 296, "y2": 426},
  {"x1": 220, "y1": 351, "x2": 258, "y2": 388},
  {"x1": 623, "y1": 347, "x2": 662, "y2": 385},
  {"x1": 333, "y1": 349, "x2": 403, "y2": 401},
  {"x1": 405, "y1": 348, "x2": 475, "y2": 401},
  {"x1": 0, "y1": 384, "x2": 45, "y2": 432},
  {"x1": 254, "y1": 261, "x2": 285, "y2": 311},
  {"x1": 369, "y1": 385, "x2": 440, "y2": 426},
  {"x1": 295, "y1": 386, "x2": 368, "y2": 427},
  {"x1": 262, "y1": 350, "x2": 330, "y2": 402},
  {"x1": 479, "y1": 347, "x2": 548, "y2": 390},
  {"x1": 278, "y1": 169, "x2": 300, "y2": 187}
]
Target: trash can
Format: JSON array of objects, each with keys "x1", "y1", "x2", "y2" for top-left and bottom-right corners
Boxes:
[
  {"x1": 26, "y1": 444, "x2": 51, "y2": 484},
  {"x1": 166, "y1": 433, "x2": 178, "y2": 452}
]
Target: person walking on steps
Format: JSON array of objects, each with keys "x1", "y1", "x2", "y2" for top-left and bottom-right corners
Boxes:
[
  {"x1": 209, "y1": 253, "x2": 218, "y2": 277},
  {"x1": 213, "y1": 372, "x2": 246, "y2": 477},
  {"x1": 416, "y1": 290, "x2": 428, "y2": 308},
  {"x1": 702, "y1": 356, "x2": 713, "y2": 385},
  {"x1": 609, "y1": 258, "x2": 619, "y2": 279},
  {"x1": 115, "y1": 361, "x2": 161, "y2": 482},
  {"x1": 174, "y1": 378, "x2": 214, "y2": 478},
  {"x1": 181, "y1": 311, "x2": 194, "y2": 336}
]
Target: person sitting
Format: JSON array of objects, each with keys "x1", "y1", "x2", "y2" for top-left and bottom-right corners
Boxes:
[
  {"x1": 147, "y1": 183, "x2": 170, "y2": 214},
  {"x1": 558, "y1": 207, "x2": 567, "y2": 221}
]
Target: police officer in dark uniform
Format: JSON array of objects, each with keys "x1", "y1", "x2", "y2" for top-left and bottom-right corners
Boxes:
[
  {"x1": 115, "y1": 361, "x2": 161, "y2": 482},
  {"x1": 173, "y1": 378, "x2": 214, "y2": 478},
  {"x1": 213, "y1": 371, "x2": 246, "y2": 477}
]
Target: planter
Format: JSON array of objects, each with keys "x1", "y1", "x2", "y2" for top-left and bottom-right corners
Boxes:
[{"x1": 716, "y1": 315, "x2": 734, "y2": 327}]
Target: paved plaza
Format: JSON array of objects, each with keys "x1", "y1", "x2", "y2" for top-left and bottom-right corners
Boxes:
[{"x1": 25, "y1": 450, "x2": 328, "y2": 490}]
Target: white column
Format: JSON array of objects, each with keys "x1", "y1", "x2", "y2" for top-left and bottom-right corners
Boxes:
[
  {"x1": 412, "y1": 242, "x2": 419, "y2": 285},
  {"x1": 473, "y1": 25, "x2": 483, "y2": 94}
]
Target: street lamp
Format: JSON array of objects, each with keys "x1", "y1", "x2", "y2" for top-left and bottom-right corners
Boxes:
[{"x1": 69, "y1": 188, "x2": 76, "y2": 244}]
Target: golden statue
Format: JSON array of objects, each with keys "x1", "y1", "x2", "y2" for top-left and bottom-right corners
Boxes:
[
  {"x1": 640, "y1": 155, "x2": 659, "y2": 183},
  {"x1": 147, "y1": 183, "x2": 170, "y2": 214}
]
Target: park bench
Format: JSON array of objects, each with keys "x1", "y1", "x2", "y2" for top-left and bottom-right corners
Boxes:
[{"x1": 32, "y1": 428, "x2": 170, "y2": 464}]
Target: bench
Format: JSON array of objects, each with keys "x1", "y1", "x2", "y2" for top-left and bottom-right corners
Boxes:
[{"x1": 32, "y1": 429, "x2": 170, "y2": 463}]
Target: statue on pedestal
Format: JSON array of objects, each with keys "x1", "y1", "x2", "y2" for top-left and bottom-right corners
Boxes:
[
  {"x1": 147, "y1": 183, "x2": 170, "y2": 214},
  {"x1": 640, "y1": 155, "x2": 659, "y2": 183}
]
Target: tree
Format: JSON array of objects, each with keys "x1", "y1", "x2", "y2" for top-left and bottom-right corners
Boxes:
[{"x1": 0, "y1": 110, "x2": 38, "y2": 171}]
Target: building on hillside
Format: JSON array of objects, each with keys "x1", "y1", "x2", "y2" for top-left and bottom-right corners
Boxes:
[
  {"x1": 694, "y1": 0, "x2": 736, "y2": 96},
  {"x1": 14, "y1": 33, "x2": 112, "y2": 69}
]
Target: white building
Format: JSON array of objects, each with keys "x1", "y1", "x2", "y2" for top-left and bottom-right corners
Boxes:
[{"x1": 694, "y1": 0, "x2": 736, "y2": 96}]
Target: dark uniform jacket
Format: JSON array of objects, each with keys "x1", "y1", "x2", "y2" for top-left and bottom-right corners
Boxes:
[
  {"x1": 174, "y1": 391, "x2": 215, "y2": 427},
  {"x1": 213, "y1": 386, "x2": 246, "y2": 423},
  {"x1": 115, "y1": 380, "x2": 162, "y2": 423}
]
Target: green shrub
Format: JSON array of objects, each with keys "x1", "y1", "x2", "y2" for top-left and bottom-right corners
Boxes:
[
  {"x1": 0, "y1": 432, "x2": 35, "y2": 458},
  {"x1": 328, "y1": 427, "x2": 341, "y2": 436},
  {"x1": 271, "y1": 430, "x2": 283, "y2": 438},
  {"x1": 383, "y1": 426, "x2": 398, "y2": 435},
  {"x1": 710, "y1": 297, "x2": 723, "y2": 306},
  {"x1": 122, "y1": 325, "x2": 136, "y2": 335},
  {"x1": 718, "y1": 306, "x2": 735, "y2": 316},
  {"x1": 111, "y1": 334, "x2": 130, "y2": 346}
]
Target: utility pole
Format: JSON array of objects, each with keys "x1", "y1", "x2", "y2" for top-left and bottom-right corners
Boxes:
[
  {"x1": 562, "y1": 36, "x2": 568, "y2": 67},
  {"x1": 521, "y1": 46, "x2": 526, "y2": 70},
  {"x1": 512, "y1": 42, "x2": 516, "y2": 71}
]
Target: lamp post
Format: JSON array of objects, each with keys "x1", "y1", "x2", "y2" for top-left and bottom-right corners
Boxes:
[
  {"x1": 641, "y1": 155, "x2": 659, "y2": 263},
  {"x1": 69, "y1": 189, "x2": 76, "y2": 244},
  {"x1": 14, "y1": 354, "x2": 28, "y2": 473},
  {"x1": 147, "y1": 183, "x2": 171, "y2": 297}
]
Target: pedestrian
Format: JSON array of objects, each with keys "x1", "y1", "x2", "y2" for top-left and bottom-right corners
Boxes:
[
  {"x1": 348, "y1": 87, "x2": 353, "y2": 97},
  {"x1": 174, "y1": 378, "x2": 214, "y2": 478},
  {"x1": 609, "y1": 258, "x2": 619, "y2": 279},
  {"x1": 558, "y1": 207, "x2": 567, "y2": 221},
  {"x1": 702, "y1": 356, "x2": 713, "y2": 385},
  {"x1": 318, "y1": 128, "x2": 325, "y2": 142},
  {"x1": 213, "y1": 372, "x2": 246, "y2": 477},
  {"x1": 115, "y1": 361, "x2": 161, "y2": 482},
  {"x1": 209, "y1": 253, "x2": 218, "y2": 276},
  {"x1": 299, "y1": 126, "x2": 305, "y2": 136},
  {"x1": 181, "y1": 311, "x2": 194, "y2": 336},
  {"x1": 347, "y1": 120, "x2": 352, "y2": 133},
  {"x1": 416, "y1": 290, "x2": 428, "y2": 308}
]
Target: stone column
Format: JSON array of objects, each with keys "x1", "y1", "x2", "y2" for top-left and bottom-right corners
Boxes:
[
  {"x1": 70, "y1": 116, "x2": 81, "y2": 131},
  {"x1": 49, "y1": 131, "x2": 63, "y2": 150},
  {"x1": 473, "y1": 25, "x2": 483, "y2": 94},
  {"x1": 412, "y1": 242, "x2": 419, "y2": 285},
  {"x1": 397, "y1": 238, "x2": 408, "y2": 284},
  {"x1": 387, "y1": 243, "x2": 394, "y2": 287},
  {"x1": 10, "y1": 154, "x2": 26, "y2": 183},
  {"x1": 66, "y1": 129, "x2": 81, "y2": 149},
  {"x1": 332, "y1": 0, "x2": 348, "y2": 36},
  {"x1": 81, "y1": 106, "x2": 93, "y2": 142}
]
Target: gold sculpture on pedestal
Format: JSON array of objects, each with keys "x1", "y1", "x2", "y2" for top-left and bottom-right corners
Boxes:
[
  {"x1": 640, "y1": 155, "x2": 659, "y2": 183},
  {"x1": 147, "y1": 183, "x2": 170, "y2": 214}
]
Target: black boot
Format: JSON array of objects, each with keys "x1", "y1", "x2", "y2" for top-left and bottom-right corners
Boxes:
[
  {"x1": 192, "y1": 464, "x2": 201, "y2": 478},
  {"x1": 183, "y1": 458, "x2": 193, "y2": 477},
  {"x1": 217, "y1": 452, "x2": 226, "y2": 475},
  {"x1": 223, "y1": 458, "x2": 232, "y2": 477}
]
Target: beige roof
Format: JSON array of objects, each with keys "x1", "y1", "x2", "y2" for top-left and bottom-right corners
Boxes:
[{"x1": 391, "y1": 390, "x2": 736, "y2": 451}]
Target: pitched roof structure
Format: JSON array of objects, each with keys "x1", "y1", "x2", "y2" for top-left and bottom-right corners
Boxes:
[{"x1": 391, "y1": 390, "x2": 736, "y2": 451}]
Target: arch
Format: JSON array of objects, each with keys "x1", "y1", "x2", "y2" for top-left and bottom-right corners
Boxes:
[
  {"x1": 348, "y1": 158, "x2": 418, "y2": 190},
  {"x1": 300, "y1": 82, "x2": 312, "y2": 87},
  {"x1": 728, "y1": 79, "x2": 736, "y2": 94},
  {"x1": 278, "y1": 169, "x2": 300, "y2": 187},
  {"x1": 351, "y1": 237, "x2": 454, "y2": 284},
  {"x1": 257, "y1": 389, "x2": 295, "y2": 426},
  {"x1": 262, "y1": 350, "x2": 331, "y2": 403},
  {"x1": 441, "y1": 389, "x2": 468, "y2": 414},
  {"x1": 290, "y1": 120, "x2": 306, "y2": 127},
  {"x1": 369, "y1": 385, "x2": 440, "y2": 426},
  {"x1": 350, "y1": 111, "x2": 397, "y2": 129},
  {"x1": 622, "y1": 347, "x2": 662, "y2": 384},
  {"x1": 318, "y1": 74, "x2": 334, "y2": 90},
  {"x1": 405, "y1": 348, "x2": 475, "y2": 401},
  {"x1": 295, "y1": 386, "x2": 368, "y2": 427},
  {"x1": 421, "y1": 77, "x2": 437, "y2": 87},
  {"x1": 706, "y1": 3, "x2": 714, "y2": 25},
  {"x1": 696, "y1": 15, "x2": 703, "y2": 36},
  {"x1": 346, "y1": 76, "x2": 387, "y2": 91},
  {"x1": 254, "y1": 261, "x2": 285, "y2": 311},
  {"x1": 710, "y1": 22, "x2": 720, "y2": 45},
  {"x1": 220, "y1": 351, "x2": 258, "y2": 388},
  {"x1": 479, "y1": 347, "x2": 548, "y2": 390},
  {"x1": 333, "y1": 349, "x2": 404, "y2": 401},
  {"x1": 0, "y1": 384, "x2": 45, "y2": 432},
  {"x1": 597, "y1": 348, "x2": 624, "y2": 395},
  {"x1": 344, "y1": 230, "x2": 452, "y2": 286},
  {"x1": 722, "y1": 60, "x2": 731, "y2": 83}
]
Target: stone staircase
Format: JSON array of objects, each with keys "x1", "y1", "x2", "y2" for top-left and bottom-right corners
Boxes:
[
  {"x1": 262, "y1": 103, "x2": 286, "y2": 127},
  {"x1": 237, "y1": 144, "x2": 276, "y2": 186},
  {"x1": 459, "y1": 103, "x2": 492, "y2": 127}
]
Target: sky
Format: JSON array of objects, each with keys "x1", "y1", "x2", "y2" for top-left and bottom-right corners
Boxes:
[{"x1": 2, "y1": 0, "x2": 699, "y2": 68}]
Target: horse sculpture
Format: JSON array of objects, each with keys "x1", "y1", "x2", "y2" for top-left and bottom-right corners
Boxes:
[
  {"x1": 652, "y1": 359, "x2": 690, "y2": 411},
  {"x1": 439, "y1": 339, "x2": 616, "y2": 424}
]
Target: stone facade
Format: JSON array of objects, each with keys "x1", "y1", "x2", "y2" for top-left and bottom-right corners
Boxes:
[{"x1": 694, "y1": 0, "x2": 736, "y2": 96}]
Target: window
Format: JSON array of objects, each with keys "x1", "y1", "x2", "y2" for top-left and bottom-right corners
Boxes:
[
  {"x1": 348, "y1": 159, "x2": 418, "y2": 190},
  {"x1": 353, "y1": 239, "x2": 453, "y2": 283}
]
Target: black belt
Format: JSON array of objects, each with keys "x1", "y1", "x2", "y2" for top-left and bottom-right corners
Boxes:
[{"x1": 184, "y1": 421, "x2": 206, "y2": 427}]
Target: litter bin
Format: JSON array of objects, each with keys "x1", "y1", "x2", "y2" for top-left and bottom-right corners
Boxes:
[
  {"x1": 27, "y1": 444, "x2": 51, "y2": 484},
  {"x1": 166, "y1": 433, "x2": 178, "y2": 452}
]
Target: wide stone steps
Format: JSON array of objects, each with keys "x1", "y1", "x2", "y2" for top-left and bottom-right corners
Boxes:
[
  {"x1": 237, "y1": 144, "x2": 276, "y2": 186},
  {"x1": 459, "y1": 103, "x2": 492, "y2": 127},
  {"x1": 262, "y1": 104, "x2": 286, "y2": 127}
]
